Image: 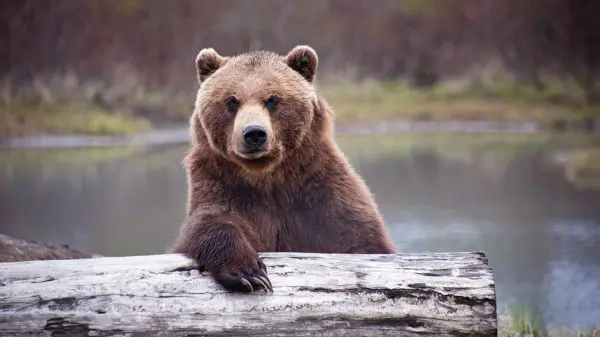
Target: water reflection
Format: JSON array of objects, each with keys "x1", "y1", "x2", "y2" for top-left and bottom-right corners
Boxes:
[
  {"x1": 0, "y1": 145, "x2": 187, "y2": 256},
  {"x1": 1, "y1": 134, "x2": 599, "y2": 329}
]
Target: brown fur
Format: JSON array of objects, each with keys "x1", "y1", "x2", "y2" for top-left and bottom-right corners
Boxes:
[{"x1": 170, "y1": 45, "x2": 396, "y2": 293}]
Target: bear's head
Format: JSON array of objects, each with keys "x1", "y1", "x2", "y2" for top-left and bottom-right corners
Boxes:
[{"x1": 191, "y1": 45, "x2": 329, "y2": 173}]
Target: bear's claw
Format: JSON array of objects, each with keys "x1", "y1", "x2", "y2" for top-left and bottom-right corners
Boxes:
[{"x1": 214, "y1": 258, "x2": 273, "y2": 293}]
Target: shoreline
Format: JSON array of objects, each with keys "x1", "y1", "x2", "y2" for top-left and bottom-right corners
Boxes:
[{"x1": 0, "y1": 120, "x2": 548, "y2": 149}]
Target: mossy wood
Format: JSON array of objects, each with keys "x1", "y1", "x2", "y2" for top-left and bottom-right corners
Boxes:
[{"x1": 0, "y1": 252, "x2": 497, "y2": 336}]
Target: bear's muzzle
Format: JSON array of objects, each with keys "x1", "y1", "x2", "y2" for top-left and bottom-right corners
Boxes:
[{"x1": 242, "y1": 125, "x2": 268, "y2": 149}]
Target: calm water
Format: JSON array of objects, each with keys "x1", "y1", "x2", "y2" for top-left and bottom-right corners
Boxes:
[{"x1": 1, "y1": 133, "x2": 600, "y2": 329}]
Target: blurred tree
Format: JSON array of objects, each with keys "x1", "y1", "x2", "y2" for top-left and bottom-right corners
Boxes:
[{"x1": 0, "y1": 0, "x2": 598, "y2": 95}]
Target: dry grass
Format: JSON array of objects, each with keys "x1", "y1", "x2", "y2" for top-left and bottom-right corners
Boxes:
[
  {"x1": 319, "y1": 80, "x2": 599, "y2": 125},
  {"x1": 0, "y1": 71, "x2": 176, "y2": 138},
  {"x1": 0, "y1": 100, "x2": 151, "y2": 139},
  {"x1": 1, "y1": 72, "x2": 599, "y2": 138},
  {"x1": 563, "y1": 147, "x2": 600, "y2": 190}
]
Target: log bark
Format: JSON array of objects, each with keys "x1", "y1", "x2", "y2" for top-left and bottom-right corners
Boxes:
[{"x1": 0, "y1": 252, "x2": 497, "y2": 336}]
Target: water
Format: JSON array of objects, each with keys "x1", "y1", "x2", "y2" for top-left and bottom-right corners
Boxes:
[{"x1": 1, "y1": 133, "x2": 600, "y2": 330}]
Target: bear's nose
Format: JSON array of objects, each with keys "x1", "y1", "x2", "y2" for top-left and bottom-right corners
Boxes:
[{"x1": 243, "y1": 125, "x2": 267, "y2": 147}]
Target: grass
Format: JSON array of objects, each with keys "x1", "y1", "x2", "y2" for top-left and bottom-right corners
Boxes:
[
  {"x1": 499, "y1": 304, "x2": 600, "y2": 336},
  {"x1": 319, "y1": 79, "x2": 600, "y2": 126},
  {"x1": 566, "y1": 148, "x2": 600, "y2": 172},
  {"x1": 500, "y1": 304, "x2": 546, "y2": 337},
  {"x1": 1, "y1": 75, "x2": 599, "y2": 138},
  {"x1": 563, "y1": 147, "x2": 600, "y2": 190},
  {"x1": 0, "y1": 100, "x2": 151, "y2": 139}
]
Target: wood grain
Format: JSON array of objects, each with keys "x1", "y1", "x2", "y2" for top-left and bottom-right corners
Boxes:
[{"x1": 0, "y1": 252, "x2": 497, "y2": 336}]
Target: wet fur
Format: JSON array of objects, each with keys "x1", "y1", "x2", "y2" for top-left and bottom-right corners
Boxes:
[{"x1": 170, "y1": 46, "x2": 396, "y2": 292}]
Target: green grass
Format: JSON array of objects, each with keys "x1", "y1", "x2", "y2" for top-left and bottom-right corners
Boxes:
[
  {"x1": 0, "y1": 100, "x2": 152, "y2": 139},
  {"x1": 500, "y1": 304, "x2": 546, "y2": 337},
  {"x1": 319, "y1": 80, "x2": 599, "y2": 126},
  {"x1": 499, "y1": 305, "x2": 600, "y2": 336},
  {"x1": 2, "y1": 77, "x2": 599, "y2": 138}
]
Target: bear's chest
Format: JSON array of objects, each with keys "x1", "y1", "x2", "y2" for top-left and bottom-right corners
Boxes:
[{"x1": 228, "y1": 186, "x2": 328, "y2": 251}]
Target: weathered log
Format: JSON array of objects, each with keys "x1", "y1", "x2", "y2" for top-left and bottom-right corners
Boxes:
[{"x1": 0, "y1": 252, "x2": 497, "y2": 336}]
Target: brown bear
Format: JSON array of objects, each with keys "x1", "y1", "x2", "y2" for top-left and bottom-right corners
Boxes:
[{"x1": 169, "y1": 45, "x2": 396, "y2": 293}]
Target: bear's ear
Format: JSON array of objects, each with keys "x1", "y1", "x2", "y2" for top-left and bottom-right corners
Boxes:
[
  {"x1": 286, "y1": 45, "x2": 318, "y2": 83},
  {"x1": 195, "y1": 48, "x2": 225, "y2": 83}
]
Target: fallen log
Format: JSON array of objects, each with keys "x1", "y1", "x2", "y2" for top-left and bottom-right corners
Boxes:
[{"x1": 0, "y1": 252, "x2": 497, "y2": 336}]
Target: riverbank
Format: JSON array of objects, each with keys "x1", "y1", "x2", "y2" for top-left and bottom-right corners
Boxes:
[
  {"x1": 3, "y1": 132, "x2": 600, "y2": 196},
  {"x1": 3, "y1": 121, "x2": 600, "y2": 191},
  {"x1": 320, "y1": 80, "x2": 600, "y2": 128},
  {"x1": 2, "y1": 80, "x2": 599, "y2": 143},
  {"x1": 0, "y1": 120, "x2": 543, "y2": 149}
]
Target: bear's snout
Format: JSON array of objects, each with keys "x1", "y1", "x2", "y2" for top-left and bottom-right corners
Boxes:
[
  {"x1": 231, "y1": 105, "x2": 274, "y2": 161},
  {"x1": 243, "y1": 125, "x2": 268, "y2": 148}
]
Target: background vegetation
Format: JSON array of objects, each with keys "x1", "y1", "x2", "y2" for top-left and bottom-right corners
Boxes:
[{"x1": 1, "y1": 0, "x2": 600, "y2": 137}]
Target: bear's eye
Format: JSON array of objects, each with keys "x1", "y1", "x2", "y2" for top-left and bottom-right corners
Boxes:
[
  {"x1": 226, "y1": 96, "x2": 239, "y2": 114},
  {"x1": 265, "y1": 95, "x2": 280, "y2": 113}
]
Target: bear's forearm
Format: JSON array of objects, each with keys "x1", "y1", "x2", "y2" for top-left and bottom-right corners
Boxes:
[
  {"x1": 170, "y1": 211, "x2": 272, "y2": 292},
  {"x1": 171, "y1": 213, "x2": 255, "y2": 269}
]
